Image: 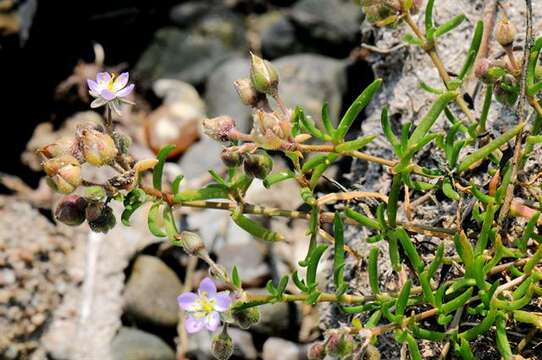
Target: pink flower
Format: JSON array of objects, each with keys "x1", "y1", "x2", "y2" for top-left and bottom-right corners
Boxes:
[
  {"x1": 87, "y1": 72, "x2": 134, "y2": 113},
  {"x1": 177, "y1": 277, "x2": 232, "y2": 333}
]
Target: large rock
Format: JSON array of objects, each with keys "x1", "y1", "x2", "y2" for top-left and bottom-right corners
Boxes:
[
  {"x1": 111, "y1": 327, "x2": 175, "y2": 360},
  {"x1": 136, "y1": 4, "x2": 246, "y2": 87},
  {"x1": 261, "y1": 0, "x2": 362, "y2": 59},
  {"x1": 262, "y1": 337, "x2": 304, "y2": 360},
  {"x1": 205, "y1": 57, "x2": 252, "y2": 132},
  {"x1": 123, "y1": 255, "x2": 183, "y2": 328},
  {"x1": 274, "y1": 54, "x2": 347, "y2": 124}
]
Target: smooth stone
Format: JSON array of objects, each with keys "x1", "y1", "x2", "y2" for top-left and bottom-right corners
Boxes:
[
  {"x1": 123, "y1": 255, "x2": 183, "y2": 328},
  {"x1": 111, "y1": 327, "x2": 175, "y2": 360},
  {"x1": 205, "y1": 57, "x2": 252, "y2": 132},
  {"x1": 262, "y1": 337, "x2": 303, "y2": 360}
]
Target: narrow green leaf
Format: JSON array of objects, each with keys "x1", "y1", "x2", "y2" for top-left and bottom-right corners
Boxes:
[
  {"x1": 263, "y1": 170, "x2": 295, "y2": 188},
  {"x1": 442, "y1": 177, "x2": 460, "y2": 201},
  {"x1": 404, "y1": 33, "x2": 423, "y2": 46},
  {"x1": 292, "y1": 271, "x2": 308, "y2": 292},
  {"x1": 122, "y1": 188, "x2": 147, "y2": 226},
  {"x1": 345, "y1": 207, "x2": 382, "y2": 231},
  {"x1": 153, "y1": 144, "x2": 175, "y2": 190},
  {"x1": 321, "y1": 102, "x2": 335, "y2": 136},
  {"x1": 458, "y1": 21, "x2": 484, "y2": 80},
  {"x1": 333, "y1": 213, "x2": 346, "y2": 295},
  {"x1": 162, "y1": 205, "x2": 180, "y2": 243},
  {"x1": 395, "y1": 279, "x2": 412, "y2": 318},
  {"x1": 394, "y1": 228, "x2": 422, "y2": 272},
  {"x1": 458, "y1": 122, "x2": 525, "y2": 173},
  {"x1": 232, "y1": 266, "x2": 242, "y2": 288},
  {"x1": 440, "y1": 287, "x2": 473, "y2": 315},
  {"x1": 148, "y1": 202, "x2": 166, "y2": 237},
  {"x1": 408, "y1": 91, "x2": 458, "y2": 147},
  {"x1": 368, "y1": 246, "x2": 380, "y2": 294},
  {"x1": 173, "y1": 184, "x2": 230, "y2": 202},
  {"x1": 171, "y1": 175, "x2": 184, "y2": 194},
  {"x1": 306, "y1": 244, "x2": 328, "y2": 287},
  {"x1": 387, "y1": 174, "x2": 402, "y2": 227},
  {"x1": 434, "y1": 14, "x2": 466, "y2": 37},
  {"x1": 380, "y1": 107, "x2": 401, "y2": 154},
  {"x1": 518, "y1": 211, "x2": 540, "y2": 251},
  {"x1": 419, "y1": 80, "x2": 443, "y2": 95},
  {"x1": 231, "y1": 208, "x2": 284, "y2": 242},
  {"x1": 428, "y1": 243, "x2": 444, "y2": 278},
  {"x1": 299, "y1": 106, "x2": 326, "y2": 140},
  {"x1": 334, "y1": 79, "x2": 382, "y2": 141},
  {"x1": 424, "y1": 0, "x2": 435, "y2": 40},
  {"x1": 335, "y1": 135, "x2": 377, "y2": 153}
]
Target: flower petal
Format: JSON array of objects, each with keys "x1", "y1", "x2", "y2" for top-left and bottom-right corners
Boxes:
[
  {"x1": 100, "y1": 89, "x2": 116, "y2": 101},
  {"x1": 205, "y1": 311, "x2": 220, "y2": 332},
  {"x1": 113, "y1": 72, "x2": 129, "y2": 91},
  {"x1": 177, "y1": 292, "x2": 198, "y2": 311},
  {"x1": 198, "y1": 277, "x2": 217, "y2": 297},
  {"x1": 96, "y1": 72, "x2": 111, "y2": 85},
  {"x1": 115, "y1": 83, "x2": 134, "y2": 98},
  {"x1": 87, "y1": 79, "x2": 100, "y2": 92},
  {"x1": 185, "y1": 314, "x2": 205, "y2": 334},
  {"x1": 211, "y1": 292, "x2": 231, "y2": 312},
  {"x1": 90, "y1": 97, "x2": 107, "y2": 108}
]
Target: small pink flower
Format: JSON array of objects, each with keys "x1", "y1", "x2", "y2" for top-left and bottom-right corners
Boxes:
[
  {"x1": 177, "y1": 277, "x2": 232, "y2": 333},
  {"x1": 87, "y1": 72, "x2": 135, "y2": 113}
]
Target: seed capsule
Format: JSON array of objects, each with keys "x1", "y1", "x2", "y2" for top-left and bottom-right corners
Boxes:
[
  {"x1": 243, "y1": 150, "x2": 273, "y2": 179},
  {"x1": 234, "y1": 78, "x2": 264, "y2": 107},
  {"x1": 178, "y1": 231, "x2": 207, "y2": 256},
  {"x1": 80, "y1": 128, "x2": 118, "y2": 166},
  {"x1": 232, "y1": 307, "x2": 260, "y2": 329},
  {"x1": 202, "y1": 116, "x2": 236, "y2": 142},
  {"x1": 325, "y1": 334, "x2": 354, "y2": 358},
  {"x1": 496, "y1": 16, "x2": 517, "y2": 48},
  {"x1": 85, "y1": 202, "x2": 116, "y2": 233},
  {"x1": 307, "y1": 341, "x2": 326, "y2": 360},
  {"x1": 211, "y1": 326, "x2": 233, "y2": 360},
  {"x1": 221, "y1": 148, "x2": 243, "y2": 168},
  {"x1": 55, "y1": 195, "x2": 88, "y2": 226},
  {"x1": 43, "y1": 155, "x2": 82, "y2": 194},
  {"x1": 249, "y1": 53, "x2": 279, "y2": 96}
]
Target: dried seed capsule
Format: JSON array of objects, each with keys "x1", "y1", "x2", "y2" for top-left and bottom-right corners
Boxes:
[
  {"x1": 234, "y1": 78, "x2": 264, "y2": 107},
  {"x1": 325, "y1": 334, "x2": 354, "y2": 358},
  {"x1": 496, "y1": 16, "x2": 517, "y2": 48},
  {"x1": 211, "y1": 326, "x2": 233, "y2": 360},
  {"x1": 55, "y1": 195, "x2": 88, "y2": 226},
  {"x1": 231, "y1": 307, "x2": 260, "y2": 329},
  {"x1": 85, "y1": 202, "x2": 116, "y2": 233},
  {"x1": 178, "y1": 231, "x2": 206, "y2": 256},
  {"x1": 307, "y1": 341, "x2": 326, "y2": 360},
  {"x1": 39, "y1": 137, "x2": 78, "y2": 159},
  {"x1": 243, "y1": 150, "x2": 273, "y2": 179},
  {"x1": 249, "y1": 53, "x2": 279, "y2": 96},
  {"x1": 221, "y1": 148, "x2": 243, "y2": 168},
  {"x1": 202, "y1": 116, "x2": 236, "y2": 142},
  {"x1": 43, "y1": 155, "x2": 82, "y2": 194},
  {"x1": 79, "y1": 128, "x2": 118, "y2": 166},
  {"x1": 494, "y1": 74, "x2": 519, "y2": 107}
]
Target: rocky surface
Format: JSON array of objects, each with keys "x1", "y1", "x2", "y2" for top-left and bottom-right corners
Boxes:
[
  {"x1": 110, "y1": 327, "x2": 176, "y2": 360},
  {"x1": 0, "y1": 197, "x2": 74, "y2": 359},
  {"x1": 123, "y1": 255, "x2": 184, "y2": 328}
]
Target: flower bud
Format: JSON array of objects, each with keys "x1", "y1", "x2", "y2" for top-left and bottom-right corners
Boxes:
[
  {"x1": 494, "y1": 74, "x2": 519, "y2": 107},
  {"x1": 54, "y1": 195, "x2": 88, "y2": 226},
  {"x1": 221, "y1": 148, "x2": 243, "y2": 168},
  {"x1": 249, "y1": 53, "x2": 279, "y2": 96},
  {"x1": 211, "y1": 326, "x2": 233, "y2": 360},
  {"x1": 325, "y1": 334, "x2": 354, "y2": 358},
  {"x1": 362, "y1": 1, "x2": 400, "y2": 25},
  {"x1": 234, "y1": 78, "x2": 264, "y2": 107},
  {"x1": 85, "y1": 202, "x2": 116, "y2": 233},
  {"x1": 496, "y1": 16, "x2": 517, "y2": 48},
  {"x1": 43, "y1": 155, "x2": 82, "y2": 194},
  {"x1": 203, "y1": 116, "x2": 236, "y2": 142},
  {"x1": 232, "y1": 307, "x2": 260, "y2": 329},
  {"x1": 475, "y1": 58, "x2": 507, "y2": 84},
  {"x1": 39, "y1": 138, "x2": 77, "y2": 159},
  {"x1": 243, "y1": 150, "x2": 273, "y2": 179},
  {"x1": 179, "y1": 231, "x2": 206, "y2": 256},
  {"x1": 80, "y1": 128, "x2": 118, "y2": 166},
  {"x1": 307, "y1": 341, "x2": 326, "y2": 360},
  {"x1": 113, "y1": 132, "x2": 132, "y2": 155}
]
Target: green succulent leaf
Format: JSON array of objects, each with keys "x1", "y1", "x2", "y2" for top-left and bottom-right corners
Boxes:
[
  {"x1": 153, "y1": 144, "x2": 176, "y2": 191},
  {"x1": 121, "y1": 188, "x2": 147, "y2": 226}
]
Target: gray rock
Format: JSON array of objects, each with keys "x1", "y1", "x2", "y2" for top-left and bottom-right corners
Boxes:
[
  {"x1": 261, "y1": 0, "x2": 362, "y2": 59},
  {"x1": 135, "y1": 7, "x2": 246, "y2": 88},
  {"x1": 262, "y1": 337, "x2": 303, "y2": 360},
  {"x1": 229, "y1": 328, "x2": 258, "y2": 359},
  {"x1": 179, "y1": 138, "x2": 224, "y2": 180},
  {"x1": 111, "y1": 327, "x2": 175, "y2": 360},
  {"x1": 205, "y1": 57, "x2": 252, "y2": 132},
  {"x1": 217, "y1": 241, "x2": 269, "y2": 287},
  {"x1": 290, "y1": 0, "x2": 361, "y2": 48},
  {"x1": 274, "y1": 54, "x2": 347, "y2": 123},
  {"x1": 260, "y1": 13, "x2": 302, "y2": 60},
  {"x1": 123, "y1": 256, "x2": 183, "y2": 328},
  {"x1": 249, "y1": 289, "x2": 296, "y2": 336}
]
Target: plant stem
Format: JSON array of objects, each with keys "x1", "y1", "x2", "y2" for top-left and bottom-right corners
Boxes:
[{"x1": 402, "y1": 12, "x2": 476, "y2": 124}]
